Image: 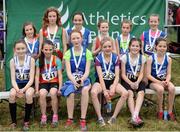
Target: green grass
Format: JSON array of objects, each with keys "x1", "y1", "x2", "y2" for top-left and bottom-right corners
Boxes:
[{"x1": 0, "y1": 58, "x2": 180, "y2": 131}]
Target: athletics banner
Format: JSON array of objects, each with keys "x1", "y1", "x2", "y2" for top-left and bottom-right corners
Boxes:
[{"x1": 5, "y1": 0, "x2": 165, "y2": 90}]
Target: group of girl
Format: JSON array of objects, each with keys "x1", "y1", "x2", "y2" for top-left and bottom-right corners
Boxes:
[{"x1": 8, "y1": 6, "x2": 176, "y2": 131}]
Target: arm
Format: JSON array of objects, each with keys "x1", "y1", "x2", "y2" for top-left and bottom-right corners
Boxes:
[
  {"x1": 22, "y1": 58, "x2": 35, "y2": 92},
  {"x1": 10, "y1": 59, "x2": 19, "y2": 91},
  {"x1": 96, "y1": 66, "x2": 107, "y2": 92},
  {"x1": 165, "y1": 57, "x2": 172, "y2": 84},
  {"x1": 38, "y1": 29, "x2": 43, "y2": 58},
  {"x1": 35, "y1": 66, "x2": 40, "y2": 93},
  {"x1": 115, "y1": 39, "x2": 120, "y2": 58},
  {"x1": 65, "y1": 60, "x2": 77, "y2": 85},
  {"x1": 141, "y1": 33, "x2": 144, "y2": 55},
  {"x1": 58, "y1": 69, "x2": 62, "y2": 91},
  {"x1": 91, "y1": 38, "x2": 101, "y2": 56},
  {"x1": 62, "y1": 28, "x2": 67, "y2": 55},
  {"x1": 81, "y1": 60, "x2": 91, "y2": 82},
  {"x1": 111, "y1": 39, "x2": 117, "y2": 54},
  {"x1": 136, "y1": 62, "x2": 145, "y2": 84}
]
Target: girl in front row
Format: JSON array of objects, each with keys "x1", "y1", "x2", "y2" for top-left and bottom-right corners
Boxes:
[
  {"x1": 9, "y1": 39, "x2": 35, "y2": 131},
  {"x1": 35, "y1": 40, "x2": 62, "y2": 127},
  {"x1": 146, "y1": 37, "x2": 176, "y2": 121},
  {"x1": 91, "y1": 37, "x2": 128, "y2": 126},
  {"x1": 121, "y1": 38, "x2": 146, "y2": 126},
  {"x1": 61, "y1": 30, "x2": 93, "y2": 131}
]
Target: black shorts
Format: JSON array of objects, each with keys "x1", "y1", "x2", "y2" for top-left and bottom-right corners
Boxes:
[
  {"x1": 17, "y1": 83, "x2": 27, "y2": 89},
  {"x1": 39, "y1": 83, "x2": 58, "y2": 92},
  {"x1": 121, "y1": 79, "x2": 145, "y2": 93},
  {"x1": 96, "y1": 78, "x2": 114, "y2": 90}
]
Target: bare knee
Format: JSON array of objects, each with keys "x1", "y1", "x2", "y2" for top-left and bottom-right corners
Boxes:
[
  {"x1": 121, "y1": 90, "x2": 128, "y2": 100},
  {"x1": 128, "y1": 90, "x2": 134, "y2": 98},
  {"x1": 156, "y1": 88, "x2": 164, "y2": 95},
  {"x1": 9, "y1": 89, "x2": 17, "y2": 102}
]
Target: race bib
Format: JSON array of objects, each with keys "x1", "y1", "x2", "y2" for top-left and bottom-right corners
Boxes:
[
  {"x1": 145, "y1": 44, "x2": 154, "y2": 52},
  {"x1": 73, "y1": 71, "x2": 83, "y2": 81},
  {"x1": 102, "y1": 72, "x2": 115, "y2": 80},
  {"x1": 16, "y1": 73, "x2": 29, "y2": 80},
  {"x1": 42, "y1": 71, "x2": 57, "y2": 81},
  {"x1": 53, "y1": 39, "x2": 60, "y2": 50},
  {"x1": 126, "y1": 73, "x2": 138, "y2": 80},
  {"x1": 157, "y1": 73, "x2": 166, "y2": 80}
]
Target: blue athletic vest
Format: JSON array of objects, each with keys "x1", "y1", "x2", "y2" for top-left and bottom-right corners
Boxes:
[
  {"x1": 67, "y1": 27, "x2": 90, "y2": 48},
  {"x1": 125, "y1": 53, "x2": 142, "y2": 80},
  {"x1": 70, "y1": 47, "x2": 87, "y2": 74},
  {"x1": 143, "y1": 30, "x2": 166, "y2": 55},
  {"x1": 151, "y1": 53, "x2": 168, "y2": 81},
  {"x1": 14, "y1": 55, "x2": 31, "y2": 84},
  {"x1": 95, "y1": 52, "x2": 118, "y2": 80},
  {"x1": 117, "y1": 34, "x2": 134, "y2": 55},
  {"x1": 26, "y1": 39, "x2": 40, "y2": 56}
]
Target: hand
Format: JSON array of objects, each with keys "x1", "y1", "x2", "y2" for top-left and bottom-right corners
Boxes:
[
  {"x1": 134, "y1": 82, "x2": 139, "y2": 90},
  {"x1": 130, "y1": 82, "x2": 135, "y2": 89},
  {"x1": 17, "y1": 89, "x2": 24, "y2": 98},
  {"x1": 109, "y1": 85, "x2": 115, "y2": 97},
  {"x1": 160, "y1": 81, "x2": 167, "y2": 87},
  {"x1": 103, "y1": 90, "x2": 110, "y2": 99},
  {"x1": 35, "y1": 90, "x2": 39, "y2": 96},
  {"x1": 72, "y1": 79, "x2": 81, "y2": 89},
  {"x1": 57, "y1": 90, "x2": 61, "y2": 96},
  {"x1": 164, "y1": 80, "x2": 169, "y2": 86}
]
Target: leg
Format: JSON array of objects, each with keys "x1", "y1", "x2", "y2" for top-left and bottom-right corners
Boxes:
[
  {"x1": 90, "y1": 83, "x2": 103, "y2": 119},
  {"x1": 39, "y1": 89, "x2": 48, "y2": 115},
  {"x1": 9, "y1": 88, "x2": 17, "y2": 124},
  {"x1": 134, "y1": 91, "x2": 144, "y2": 116},
  {"x1": 150, "y1": 83, "x2": 164, "y2": 112},
  {"x1": 49, "y1": 88, "x2": 58, "y2": 114},
  {"x1": 81, "y1": 84, "x2": 91, "y2": 119},
  {"x1": 167, "y1": 82, "x2": 175, "y2": 113},
  {"x1": 112, "y1": 84, "x2": 128, "y2": 118},
  {"x1": 67, "y1": 93, "x2": 75, "y2": 119},
  {"x1": 128, "y1": 90, "x2": 135, "y2": 117},
  {"x1": 24, "y1": 87, "x2": 34, "y2": 122}
]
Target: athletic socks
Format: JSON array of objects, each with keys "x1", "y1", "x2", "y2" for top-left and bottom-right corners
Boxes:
[
  {"x1": 24, "y1": 103, "x2": 33, "y2": 122},
  {"x1": 9, "y1": 103, "x2": 17, "y2": 124}
]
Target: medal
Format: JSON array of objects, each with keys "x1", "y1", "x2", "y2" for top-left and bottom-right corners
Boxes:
[
  {"x1": 128, "y1": 53, "x2": 139, "y2": 76},
  {"x1": 102, "y1": 52, "x2": 112, "y2": 77},
  {"x1": 148, "y1": 29, "x2": 161, "y2": 50},
  {"x1": 72, "y1": 46, "x2": 83, "y2": 73},
  {"x1": 154, "y1": 53, "x2": 166, "y2": 75},
  {"x1": 47, "y1": 26, "x2": 58, "y2": 48},
  {"x1": 24, "y1": 37, "x2": 37, "y2": 54},
  {"x1": 44, "y1": 56, "x2": 53, "y2": 80}
]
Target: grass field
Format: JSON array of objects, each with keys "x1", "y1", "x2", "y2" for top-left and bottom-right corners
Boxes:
[{"x1": 0, "y1": 57, "x2": 180, "y2": 131}]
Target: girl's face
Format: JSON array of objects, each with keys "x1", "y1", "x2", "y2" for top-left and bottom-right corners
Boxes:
[
  {"x1": 71, "y1": 32, "x2": 82, "y2": 47},
  {"x1": 42, "y1": 44, "x2": 54, "y2": 58},
  {"x1": 102, "y1": 41, "x2": 112, "y2": 55},
  {"x1": 156, "y1": 41, "x2": 167, "y2": 55},
  {"x1": 129, "y1": 41, "x2": 141, "y2": 55},
  {"x1": 14, "y1": 43, "x2": 27, "y2": 57},
  {"x1": 121, "y1": 23, "x2": 131, "y2": 35},
  {"x1": 48, "y1": 11, "x2": 57, "y2": 25},
  {"x1": 24, "y1": 24, "x2": 34, "y2": 38},
  {"x1": 149, "y1": 16, "x2": 159, "y2": 30},
  {"x1": 73, "y1": 14, "x2": 83, "y2": 28},
  {"x1": 99, "y1": 22, "x2": 109, "y2": 35}
]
